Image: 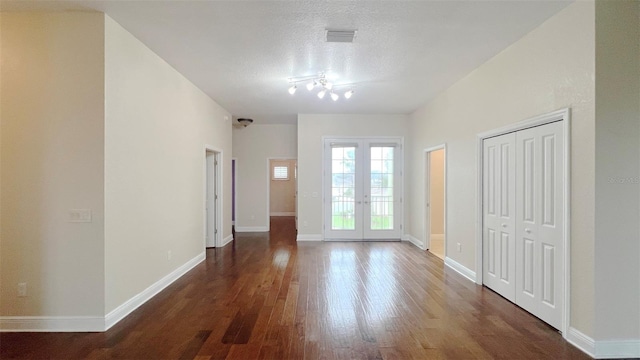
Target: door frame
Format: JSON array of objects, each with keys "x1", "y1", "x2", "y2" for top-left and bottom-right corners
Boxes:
[
  {"x1": 475, "y1": 108, "x2": 571, "y2": 336},
  {"x1": 322, "y1": 136, "x2": 404, "y2": 241},
  {"x1": 423, "y1": 144, "x2": 447, "y2": 256},
  {"x1": 204, "y1": 146, "x2": 223, "y2": 248},
  {"x1": 266, "y1": 157, "x2": 298, "y2": 231}
]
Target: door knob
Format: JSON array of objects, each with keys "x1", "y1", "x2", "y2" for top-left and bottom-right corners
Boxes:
[
  {"x1": 357, "y1": 201, "x2": 362, "y2": 204},
  {"x1": 501, "y1": 224, "x2": 507, "y2": 228},
  {"x1": 364, "y1": 201, "x2": 369, "y2": 204},
  {"x1": 525, "y1": 228, "x2": 532, "y2": 233}
]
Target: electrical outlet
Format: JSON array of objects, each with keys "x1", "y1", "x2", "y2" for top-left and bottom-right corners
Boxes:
[
  {"x1": 167, "y1": 251, "x2": 172, "y2": 261},
  {"x1": 18, "y1": 282, "x2": 27, "y2": 297},
  {"x1": 457, "y1": 243, "x2": 462, "y2": 252}
]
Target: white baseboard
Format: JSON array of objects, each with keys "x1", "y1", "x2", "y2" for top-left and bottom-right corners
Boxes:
[
  {"x1": 270, "y1": 212, "x2": 295, "y2": 216},
  {"x1": 221, "y1": 234, "x2": 234, "y2": 247},
  {"x1": 0, "y1": 316, "x2": 104, "y2": 332},
  {"x1": 297, "y1": 234, "x2": 323, "y2": 241},
  {"x1": 403, "y1": 234, "x2": 426, "y2": 250},
  {"x1": 104, "y1": 251, "x2": 205, "y2": 331},
  {"x1": 234, "y1": 226, "x2": 269, "y2": 232},
  {"x1": 566, "y1": 326, "x2": 640, "y2": 359},
  {"x1": 444, "y1": 256, "x2": 476, "y2": 283},
  {"x1": 596, "y1": 339, "x2": 640, "y2": 359},
  {"x1": 566, "y1": 327, "x2": 595, "y2": 357}
]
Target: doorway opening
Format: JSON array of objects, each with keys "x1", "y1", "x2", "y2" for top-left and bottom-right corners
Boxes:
[
  {"x1": 205, "y1": 149, "x2": 221, "y2": 248},
  {"x1": 268, "y1": 158, "x2": 297, "y2": 225},
  {"x1": 424, "y1": 146, "x2": 446, "y2": 259}
]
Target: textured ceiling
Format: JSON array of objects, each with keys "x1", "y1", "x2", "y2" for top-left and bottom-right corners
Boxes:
[{"x1": 1, "y1": 0, "x2": 572, "y2": 124}]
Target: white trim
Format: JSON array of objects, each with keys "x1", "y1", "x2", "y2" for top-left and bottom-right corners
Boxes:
[
  {"x1": 296, "y1": 234, "x2": 323, "y2": 241},
  {"x1": 403, "y1": 234, "x2": 426, "y2": 250},
  {"x1": 475, "y1": 108, "x2": 571, "y2": 337},
  {"x1": 444, "y1": 256, "x2": 477, "y2": 283},
  {"x1": 0, "y1": 316, "x2": 104, "y2": 332},
  {"x1": 266, "y1": 157, "x2": 298, "y2": 233},
  {"x1": 234, "y1": 226, "x2": 269, "y2": 232},
  {"x1": 105, "y1": 252, "x2": 205, "y2": 330},
  {"x1": 270, "y1": 212, "x2": 296, "y2": 216},
  {"x1": 423, "y1": 144, "x2": 447, "y2": 259},
  {"x1": 1, "y1": 252, "x2": 207, "y2": 332},
  {"x1": 221, "y1": 234, "x2": 234, "y2": 247},
  {"x1": 566, "y1": 327, "x2": 595, "y2": 357},
  {"x1": 204, "y1": 145, "x2": 224, "y2": 248},
  {"x1": 595, "y1": 340, "x2": 640, "y2": 359}
]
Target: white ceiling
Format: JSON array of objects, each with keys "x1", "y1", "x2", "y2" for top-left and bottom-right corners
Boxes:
[{"x1": 2, "y1": 0, "x2": 572, "y2": 125}]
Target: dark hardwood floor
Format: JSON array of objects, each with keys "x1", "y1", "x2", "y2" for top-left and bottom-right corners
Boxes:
[{"x1": 1, "y1": 217, "x2": 588, "y2": 359}]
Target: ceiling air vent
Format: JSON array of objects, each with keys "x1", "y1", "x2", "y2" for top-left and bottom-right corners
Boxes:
[{"x1": 325, "y1": 29, "x2": 357, "y2": 43}]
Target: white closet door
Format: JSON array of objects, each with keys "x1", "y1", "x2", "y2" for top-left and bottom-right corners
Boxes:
[
  {"x1": 483, "y1": 133, "x2": 516, "y2": 302},
  {"x1": 515, "y1": 121, "x2": 564, "y2": 330}
]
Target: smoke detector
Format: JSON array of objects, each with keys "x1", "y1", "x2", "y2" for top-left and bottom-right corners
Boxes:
[{"x1": 325, "y1": 29, "x2": 357, "y2": 43}]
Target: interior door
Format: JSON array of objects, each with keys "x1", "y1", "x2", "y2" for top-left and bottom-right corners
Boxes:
[
  {"x1": 324, "y1": 139, "x2": 403, "y2": 241},
  {"x1": 483, "y1": 133, "x2": 516, "y2": 302},
  {"x1": 515, "y1": 121, "x2": 563, "y2": 329}
]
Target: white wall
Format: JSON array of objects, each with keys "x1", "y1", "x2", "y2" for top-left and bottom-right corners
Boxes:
[
  {"x1": 233, "y1": 124, "x2": 297, "y2": 231},
  {"x1": 594, "y1": 0, "x2": 640, "y2": 342},
  {"x1": 297, "y1": 114, "x2": 409, "y2": 239},
  {"x1": 0, "y1": 13, "x2": 106, "y2": 317},
  {"x1": 406, "y1": 1, "x2": 596, "y2": 336},
  {"x1": 104, "y1": 16, "x2": 232, "y2": 314}
]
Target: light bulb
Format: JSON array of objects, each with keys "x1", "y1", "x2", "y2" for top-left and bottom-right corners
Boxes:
[
  {"x1": 330, "y1": 92, "x2": 339, "y2": 101},
  {"x1": 344, "y1": 89, "x2": 354, "y2": 99},
  {"x1": 317, "y1": 89, "x2": 327, "y2": 99},
  {"x1": 324, "y1": 82, "x2": 333, "y2": 90},
  {"x1": 306, "y1": 81, "x2": 315, "y2": 91},
  {"x1": 288, "y1": 85, "x2": 297, "y2": 95}
]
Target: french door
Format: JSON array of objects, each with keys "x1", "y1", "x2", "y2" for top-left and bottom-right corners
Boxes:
[{"x1": 324, "y1": 138, "x2": 403, "y2": 241}]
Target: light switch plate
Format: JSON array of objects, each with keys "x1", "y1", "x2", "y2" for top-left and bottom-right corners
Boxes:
[{"x1": 68, "y1": 209, "x2": 92, "y2": 223}]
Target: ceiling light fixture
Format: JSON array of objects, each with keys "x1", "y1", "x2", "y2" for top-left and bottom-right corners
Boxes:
[
  {"x1": 237, "y1": 118, "x2": 254, "y2": 127},
  {"x1": 306, "y1": 80, "x2": 316, "y2": 91},
  {"x1": 344, "y1": 89, "x2": 354, "y2": 99},
  {"x1": 288, "y1": 73, "x2": 355, "y2": 101}
]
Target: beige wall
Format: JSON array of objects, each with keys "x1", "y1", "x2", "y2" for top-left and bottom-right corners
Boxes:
[
  {"x1": 297, "y1": 114, "x2": 409, "y2": 238},
  {"x1": 407, "y1": 1, "x2": 596, "y2": 336},
  {"x1": 233, "y1": 124, "x2": 297, "y2": 231},
  {"x1": 0, "y1": 13, "x2": 106, "y2": 317},
  {"x1": 104, "y1": 16, "x2": 232, "y2": 314},
  {"x1": 270, "y1": 159, "x2": 297, "y2": 215},
  {"x1": 429, "y1": 149, "x2": 445, "y2": 235},
  {"x1": 594, "y1": 0, "x2": 640, "y2": 341}
]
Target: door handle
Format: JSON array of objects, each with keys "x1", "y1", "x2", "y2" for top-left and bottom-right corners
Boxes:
[
  {"x1": 357, "y1": 201, "x2": 362, "y2": 204},
  {"x1": 501, "y1": 224, "x2": 507, "y2": 228},
  {"x1": 525, "y1": 228, "x2": 532, "y2": 234},
  {"x1": 364, "y1": 201, "x2": 369, "y2": 204}
]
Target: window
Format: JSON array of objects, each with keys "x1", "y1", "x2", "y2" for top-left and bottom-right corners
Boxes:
[{"x1": 273, "y1": 165, "x2": 289, "y2": 180}]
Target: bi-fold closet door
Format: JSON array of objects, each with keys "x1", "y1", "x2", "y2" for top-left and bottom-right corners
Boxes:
[{"x1": 483, "y1": 121, "x2": 564, "y2": 330}]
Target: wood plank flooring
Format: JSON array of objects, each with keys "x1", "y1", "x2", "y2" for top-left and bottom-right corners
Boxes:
[{"x1": 0, "y1": 217, "x2": 588, "y2": 359}]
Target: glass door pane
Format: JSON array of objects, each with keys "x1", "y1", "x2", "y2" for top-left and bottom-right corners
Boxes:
[
  {"x1": 331, "y1": 147, "x2": 356, "y2": 230},
  {"x1": 369, "y1": 146, "x2": 394, "y2": 230}
]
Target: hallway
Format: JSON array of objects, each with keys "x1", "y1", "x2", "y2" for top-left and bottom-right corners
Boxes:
[{"x1": 0, "y1": 217, "x2": 587, "y2": 359}]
